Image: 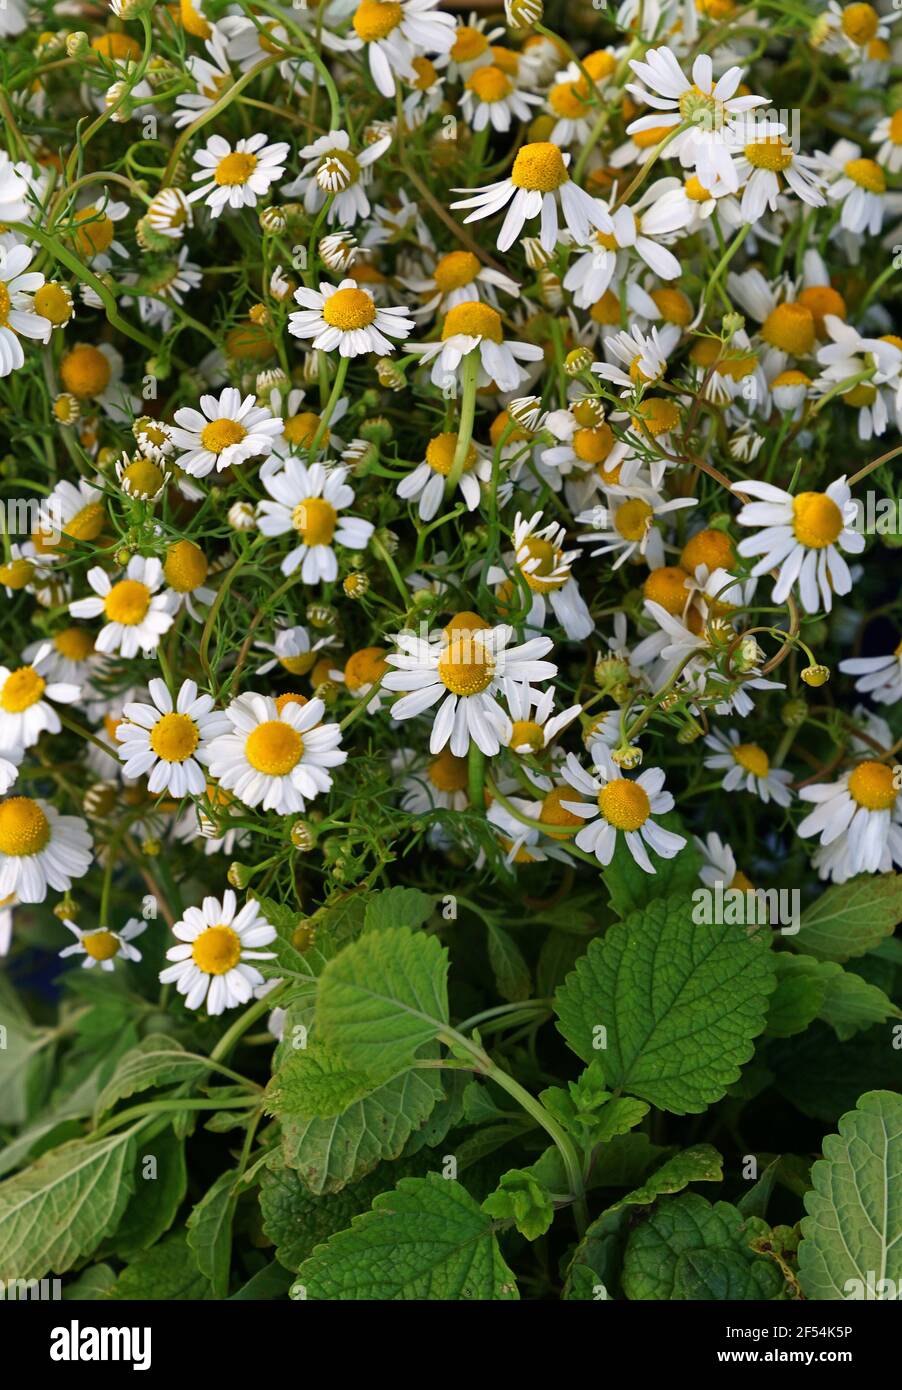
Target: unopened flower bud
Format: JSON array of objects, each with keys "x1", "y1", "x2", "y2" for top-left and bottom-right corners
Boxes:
[
  {"x1": 565, "y1": 346, "x2": 594, "y2": 376},
  {"x1": 676, "y1": 723, "x2": 703, "y2": 745},
  {"x1": 522, "y1": 236, "x2": 553, "y2": 270},
  {"x1": 722, "y1": 311, "x2": 745, "y2": 338},
  {"x1": 306, "y1": 602, "x2": 337, "y2": 629},
  {"x1": 376, "y1": 357, "x2": 405, "y2": 391},
  {"x1": 611, "y1": 744, "x2": 643, "y2": 769},
  {"x1": 227, "y1": 861, "x2": 254, "y2": 889},
  {"x1": 292, "y1": 919, "x2": 317, "y2": 951},
  {"x1": 290, "y1": 820, "x2": 316, "y2": 851},
  {"x1": 54, "y1": 892, "x2": 77, "y2": 920},
  {"x1": 343, "y1": 571, "x2": 369, "y2": 599},
  {"x1": 313, "y1": 680, "x2": 340, "y2": 704},
  {"x1": 66, "y1": 31, "x2": 89, "y2": 56},
  {"x1": 736, "y1": 636, "x2": 765, "y2": 671},
  {"x1": 259, "y1": 205, "x2": 287, "y2": 235},
  {"x1": 374, "y1": 526, "x2": 399, "y2": 555},
  {"x1": 801, "y1": 663, "x2": 830, "y2": 687},
  {"x1": 360, "y1": 415, "x2": 393, "y2": 443},
  {"x1": 228, "y1": 501, "x2": 257, "y2": 532},
  {"x1": 781, "y1": 697, "x2": 807, "y2": 727}
]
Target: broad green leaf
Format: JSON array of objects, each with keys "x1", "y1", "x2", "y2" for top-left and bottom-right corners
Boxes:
[
  {"x1": 766, "y1": 954, "x2": 827, "y2": 1037},
  {"x1": 767, "y1": 952, "x2": 899, "y2": 1041},
  {"x1": 816, "y1": 962, "x2": 901, "y2": 1040},
  {"x1": 602, "y1": 812, "x2": 701, "y2": 918},
  {"x1": 93, "y1": 1035, "x2": 208, "y2": 1120},
  {"x1": 798, "y1": 1090, "x2": 902, "y2": 1300},
  {"x1": 0, "y1": 1011, "x2": 55, "y2": 1127},
  {"x1": 364, "y1": 887, "x2": 435, "y2": 933},
  {"x1": 795, "y1": 874, "x2": 902, "y2": 961},
  {"x1": 316, "y1": 927, "x2": 449, "y2": 1073},
  {"x1": 485, "y1": 922, "x2": 531, "y2": 1002},
  {"x1": 296, "y1": 1174, "x2": 519, "y2": 1300},
  {"x1": 622, "y1": 1193, "x2": 786, "y2": 1300},
  {"x1": 229, "y1": 1262, "x2": 294, "y2": 1300},
  {"x1": 106, "y1": 1233, "x2": 210, "y2": 1300},
  {"x1": 108, "y1": 1128, "x2": 187, "y2": 1260},
  {"x1": 772, "y1": 1023, "x2": 901, "y2": 1123},
  {"x1": 186, "y1": 1169, "x2": 236, "y2": 1299},
  {"x1": 0, "y1": 1130, "x2": 138, "y2": 1280},
  {"x1": 63, "y1": 1264, "x2": 118, "y2": 1299},
  {"x1": 554, "y1": 895, "x2": 775, "y2": 1113},
  {"x1": 266, "y1": 1038, "x2": 390, "y2": 1118}
]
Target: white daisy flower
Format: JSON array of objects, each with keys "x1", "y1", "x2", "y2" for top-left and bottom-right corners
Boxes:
[
  {"x1": 348, "y1": 0, "x2": 456, "y2": 99},
  {"x1": 70, "y1": 555, "x2": 175, "y2": 658},
  {"x1": 188, "y1": 133, "x2": 289, "y2": 217},
  {"x1": 450, "y1": 141, "x2": 610, "y2": 253},
  {"x1": 400, "y1": 249, "x2": 519, "y2": 323},
  {"x1": 114, "y1": 679, "x2": 230, "y2": 798},
  {"x1": 799, "y1": 759, "x2": 902, "y2": 883},
  {"x1": 626, "y1": 47, "x2": 770, "y2": 193},
  {"x1": 0, "y1": 643, "x2": 81, "y2": 749},
  {"x1": 412, "y1": 300, "x2": 543, "y2": 394},
  {"x1": 0, "y1": 242, "x2": 52, "y2": 377},
  {"x1": 169, "y1": 386, "x2": 283, "y2": 477},
  {"x1": 207, "y1": 693, "x2": 347, "y2": 814},
  {"x1": 872, "y1": 108, "x2": 902, "y2": 175},
  {"x1": 442, "y1": 14, "x2": 504, "y2": 82},
  {"x1": 159, "y1": 540, "x2": 216, "y2": 622},
  {"x1": 731, "y1": 133, "x2": 824, "y2": 223},
  {"x1": 59, "y1": 916, "x2": 146, "y2": 971},
  {"x1": 397, "y1": 430, "x2": 492, "y2": 521},
  {"x1": 814, "y1": 315, "x2": 902, "y2": 441},
  {"x1": 695, "y1": 831, "x2": 753, "y2": 890},
  {"x1": 734, "y1": 475, "x2": 865, "y2": 614},
  {"x1": 563, "y1": 184, "x2": 688, "y2": 310},
  {"x1": 541, "y1": 407, "x2": 637, "y2": 493},
  {"x1": 144, "y1": 187, "x2": 193, "y2": 240},
  {"x1": 817, "y1": 139, "x2": 891, "y2": 234},
  {"x1": 254, "y1": 624, "x2": 329, "y2": 677},
  {"x1": 393, "y1": 745, "x2": 470, "y2": 815},
  {"x1": 257, "y1": 458, "x2": 374, "y2": 580},
  {"x1": 0, "y1": 796, "x2": 93, "y2": 903},
  {"x1": 839, "y1": 642, "x2": 902, "y2": 706},
  {"x1": 502, "y1": 510, "x2": 593, "y2": 641},
  {"x1": 262, "y1": 384, "x2": 348, "y2": 460},
  {"x1": 592, "y1": 324, "x2": 672, "y2": 396},
  {"x1": 282, "y1": 129, "x2": 392, "y2": 226},
  {"x1": 576, "y1": 486, "x2": 697, "y2": 570},
  {"x1": 459, "y1": 62, "x2": 541, "y2": 133},
  {"x1": 289, "y1": 278, "x2": 414, "y2": 357},
  {"x1": 703, "y1": 728, "x2": 793, "y2": 806},
  {"x1": 504, "y1": 681, "x2": 582, "y2": 756},
  {"x1": 382, "y1": 617, "x2": 557, "y2": 757},
  {"x1": 559, "y1": 742, "x2": 685, "y2": 873},
  {"x1": 159, "y1": 890, "x2": 276, "y2": 1016}
]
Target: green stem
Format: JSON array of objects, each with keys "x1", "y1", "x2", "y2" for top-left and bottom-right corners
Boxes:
[
  {"x1": 446, "y1": 352, "x2": 479, "y2": 496},
  {"x1": 308, "y1": 356, "x2": 349, "y2": 458},
  {"x1": 467, "y1": 743, "x2": 485, "y2": 811}
]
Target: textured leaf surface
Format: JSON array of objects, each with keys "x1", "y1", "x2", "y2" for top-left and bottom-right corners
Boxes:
[
  {"x1": 93, "y1": 1035, "x2": 208, "y2": 1120},
  {"x1": 186, "y1": 1169, "x2": 236, "y2": 1299},
  {"x1": 106, "y1": 1233, "x2": 210, "y2": 1300},
  {"x1": 798, "y1": 1091, "x2": 902, "y2": 1300},
  {"x1": 486, "y1": 921, "x2": 532, "y2": 1002},
  {"x1": 622, "y1": 1193, "x2": 785, "y2": 1300},
  {"x1": 364, "y1": 886, "x2": 435, "y2": 933},
  {"x1": 0, "y1": 1131, "x2": 137, "y2": 1280},
  {"x1": 555, "y1": 896, "x2": 775, "y2": 1113},
  {"x1": 603, "y1": 813, "x2": 701, "y2": 918},
  {"x1": 296, "y1": 1174, "x2": 519, "y2": 1299},
  {"x1": 795, "y1": 875, "x2": 902, "y2": 961},
  {"x1": 266, "y1": 1038, "x2": 388, "y2": 1118},
  {"x1": 109, "y1": 1128, "x2": 187, "y2": 1259}
]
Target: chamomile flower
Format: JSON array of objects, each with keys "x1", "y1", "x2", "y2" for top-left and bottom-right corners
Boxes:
[
  {"x1": 0, "y1": 644, "x2": 81, "y2": 749},
  {"x1": 59, "y1": 917, "x2": 146, "y2": 971},
  {"x1": 144, "y1": 187, "x2": 193, "y2": 240},
  {"x1": 207, "y1": 693, "x2": 346, "y2": 814},
  {"x1": 450, "y1": 142, "x2": 610, "y2": 253},
  {"x1": 695, "y1": 831, "x2": 753, "y2": 890},
  {"x1": 257, "y1": 458, "x2": 374, "y2": 580},
  {"x1": 114, "y1": 679, "x2": 230, "y2": 798},
  {"x1": 818, "y1": 139, "x2": 891, "y2": 234},
  {"x1": 505, "y1": 510, "x2": 593, "y2": 640},
  {"x1": 592, "y1": 324, "x2": 672, "y2": 396},
  {"x1": 872, "y1": 108, "x2": 902, "y2": 174},
  {"x1": 288, "y1": 279, "x2": 415, "y2": 357},
  {"x1": 254, "y1": 625, "x2": 327, "y2": 677},
  {"x1": 397, "y1": 430, "x2": 492, "y2": 520},
  {"x1": 734, "y1": 476, "x2": 864, "y2": 614},
  {"x1": 400, "y1": 249, "x2": 519, "y2": 322},
  {"x1": 576, "y1": 486, "x2": 697, "y2": 570},
  {"x1": 459, "y1": 63, "x2": 541, "y2": 133},
  {"x1": 284, "y1": 129, "x2": 392, "y2": 226},
  {"x1": 394, "y1": 745, "x2": 469, "y2": 814},
  {"x1": 169, "y1": 387, "x2": 283, "y2": 477},
  {"x1": 349, "y1": 0, "x2": 456, "y2": 98},
  {"x1": 382, "y1": 616, "x2": 557, "y2": 757},
  {"x1": 559, "y1": 743, "x2": 685, "y2": 873},
  {"x1": 731, "y1": 134, "x2": 824, "y2": 223},
  {"x1": 563, "y1": 184, "x2": 689, "y2": 309},
  {"x1": 703, "y1": 728, "x2": 793, "y2": 805},
  {"x1": 189, "y1": 134, "x2": 289, "y2": 217},
  {"x1": 159, "y1": 890, "x2": 276, "y2": 1015},
  {"x1": 0, "y1": 797, "x2": 93, "y2": 903},
  {"x1": 412, "y1": 300, "x2": 543, "y2": 394},
  {"x1": 504, "y1": 682, "x2": 582, "y2": 757},
  {"x1": 798, "y1": 759, "x2": 902, "y2": 882},
  {"x1": 839, "y1": 642, "x2": 902, "y2": 706},
  {"x1": 0, "y1": 241, "x2": 52, "y2": 376},
  {"x1": 814, "y1": 316, "x2": 902, "y2": 441},
  {"x1": 160, "y1": 540, "x2": 216, "y2": 620},
  {"x1": 70, "y1": 555, "x2": 175, "y2": 659}
]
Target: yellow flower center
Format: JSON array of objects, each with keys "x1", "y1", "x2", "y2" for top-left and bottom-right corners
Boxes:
[
  {"x1": 150, "y1": 712, "x2": 200, "y2": 763},
  {"x1": 590, "y1": 289, "x2": 621, "y2": 325},
  {"x1": 121, "y1": 458, "x2": 165, "y2": 498},
  {"x1": 59, "y1": 501, "x2": 103, "y2": 547},
  {"x1": 772, "y1": 369, "x2": 811, "y2": 390},
  {"x1": 344, "y1": 646, "x2": 389, "y2": 690},
  {"x1": 797, "y1": 284, "x2": 846, "y2": 334},
  {"x1": 643, "y1": 565, "x2": 690, "y2": 615},
  {"x1": 510, "y1": 142, "x2": 568, "y2": 192},
  {"x1": 572, "y1": 424, "x2": 614, "y2": 464},
  {"x1": 411, "y1": 55, "x2": 437, "y2": 89},
  {"x1": 614, "y1": 497, "x2": 653, "y2": 542},
  {"x1": 451, "y1": 25, "x2": 487, "y2": 62},
  {"x1": 684, "y1": 174, "x2": 713, "y2": 202},
  {"x1": 82, "y1": 929, "x2": 121, "y2": 962},
  {"x1": 678, "y1": 85, "x2": 724, "y2": 130},
  {"x1": 291, "y1": 496, "x2": 337, "y2": 546},
  {"x1": 427, "y1": 746, "x2": 469, "y2": 792},
  {"x1": 279, "y1": 650, "x2": 317, "y2": 676},
  {"x1": 322, "y1": 286, "x2": 377, "y2": 330},
  {"x1": 843, "y1": 382, "x2": 877, "y2": 408},
  {"x1": 283, "y1": 411, "x2": 325, "y2": 449},
  {"x1": 200, "y1": 418, "x2": 247, "y2": 454},
  {"x1": 0, "y1": 557, "x2": 33, "y2": 589},
  {"x1": 73, "y1": 207, "x2": 115, "y2": 257},
  {"x1": 466, "y1": 65, "x2": 512, "y2": 103},
  {"x1": 437, "y1": 635, "x2": 494, "y2": 696},
  {"x1": 848, "y1": 760, "x2": 897, "y2": 810},
  {"x1": 33, "y1": 282, "x2": 72, "y2": 326},
  {"x1": 841, "y1": 2, "x2": 879, "y2": 44},
  {"x1": 761, "y1": 302, "x2": 815, "y2": 356},
  {"x1": 215, "y1": 151, "x2": 258, "y2": 186},
  {"x1": 549, "y1": 81, "x2": 589, "y2": 119},
  {"x1": 577, "y1": 49, "x2": 617, "y2": 94},
  {"x1": 510, "y1": 719, "x2": 545, "y2": 752},
  {"x1": 635, "y1": 396, "x2": 680, "y2": 435},
  {"x1": 730, "y1": 869, "x2": 755, "y2": 891},
  {"x1": 745, "y1": 138, "x2": 793, "y2": 172},
  {"x1": 0, "y1": 797, "x2": 50, "y2": 856},
  {"x1": 54, "y1": 627, "x2": 95, "y2": 661},
  {"x1": 164, "y1": 539, "x2": 208, "y2": 593},
  {"x1": 433, "y1": 251, "x2": 480, "y2": 296},
  {"x1": 540, "y1": 785, "x2": 583, "y2": 835},
  {"x1": 92, "y1": 31, "x2": 143, "y2": 58},
  {"x1": 442, "y1": 301, "x2": 503, "y2": 342},
  {"x1": 319, "y1": 149, "x2": 361, "y2": 187},
  {"x1": 650, "y1": 289, "x2": 692, "y2": 326},
  {"x1": 192, "y1": 923, "x2": 241, "y2": 974},
  {"x1": 598, "y1": 778, "x2": 650, "y2": 830},
  {"x1": 0, "y1": 283, "x2": 12, "y2": 328},
  {"x1": 519, "y1": 536, "x2": 567, "y2": 591},
  {"x1": 792, "y1": 491, "x2": 844, "y2": 548},
  {"x1": 60, "y1": 344, "x2": 111, "y2": 398},
  {"x1": 426, "y1": 431, "x2": 476, "y2": 476},
  {"x1": 104, "y1": 578, "x2": 151, "y2": 626},
  {"x1": 696, "y1": 0, "x2": 735, "y2": 17},
  {"x1": 245, "y1": 720, "x2": 304, "y2": 775},
  {"x1": 1, "y1": 665, "x2": 46, "y2": 713},
  {"x1": 732, "y1": 742, "x2": 770, "y2": 778},
  {"x1": 844, "y1": 157, "x2": 886, "y2": 193},
  {"x1": 180, "y1": 0, "x2": 211, "y2": 38},
  {"x1": 595, "y1": 228, "x2": 619, "y2": 252},
  {"x1": 631, "y1": 124, "x2": 672, "y2": 150},
  {"x1": 353, "y1": 0, "x2": 402, "y2": 41},
  {"x1": 888, "y1": 110, "x2": 902, "y2": 145}
]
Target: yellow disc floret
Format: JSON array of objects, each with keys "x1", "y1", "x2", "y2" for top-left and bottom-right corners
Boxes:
[
  {"x1": 762, "y1": 302, "x2": 815, "y2": 356},
  {"x1": 841, "y1": 2, "x2": 879, "y2": 44},
  {"x1": 54, "y1": 627, "x2": 95, "y2": 661},
  {"x1": 104, "y1": 578, "x2": 151, "y2": 626},
  {"x1": 426, "y1": 431, "x2": 476, "y2": 476},
  {"x1": 428, "y1": 747, "x2": 469, "y2": 792},
  {"x1": 201, "y1": 418, "x2": 247, "y2": 454},
  {"x1": 150, "y1": 712, "x2": 200, "y2": 763},
  {"x1": 844, "y1": 157, "x2": 886, "y2": 193},
  {"x1": 245, "y1": 720, "x2": 303, "y2": 775},
  {"x1": 732, "y1": 742, "x2": 770, "y2": 778},
  {"x1": 848, "y1": 760, "x2": 897, "y2": 810},
  {"x1": 442, "y1": 301, "x2": 503, "y2": 342},
  {"x1": 614, "y1": 497, "x2": 653, "y2": 542},
  {"x1": 792, "y1": 491, "x2": 844, "y2": 548},
  {"x1": 164, "y1": 539, "x2": 208, "y2": 593},
  {"x1": 0, "y1": 666, "x2": 46, "y2": 713},
  {"x1": 438, "y1": 635, "x2": 494, "y2": 695},
  {"x1": 598, "y1": 778, "x2": 650, "y2": 830},
  {"x1": 215, "y1": 151, "x2": 258, "y2": 186},
  {"x1": 643, "y1": 566, "x2": 690, "y2": 615},
  {"x1": 466, "y1": 65, "x2": 512, "y2": 103},
  {"x1": 60, "y1": 344, "x2": 111, "y2": 399},
  {"x1": 432, "y1": 250, "x2": 480, "y2": 295},
  {"x1": 322, "y1": 286, "x2": 377, "y2": 330},
  {"x1": 192, "y1": 923, "x2": 241, "y2": 974},
  {"x1": 510, "y1": 141, "x2": 568, "y2": 192},
  {"x1": 82, "y1": 929, "x2": 121, "y2": 962},
  {"x1": 353, "y1": 0, "x2": 402, "y2": 41},
  {"x1": 291, "y1": 496, "x2": 337, "y2": 545},
  {"x1": 0, "y1": 797, "x2": 50, "y2": 856},
  {"x1": 344, "y1": 646, "x2": 389, "y2": 690}
]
